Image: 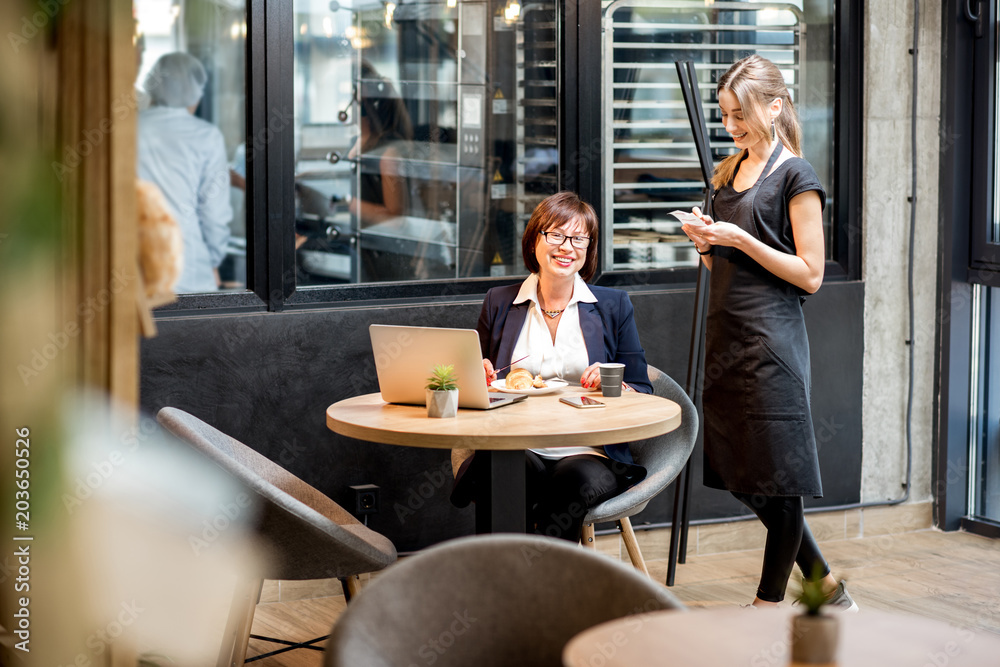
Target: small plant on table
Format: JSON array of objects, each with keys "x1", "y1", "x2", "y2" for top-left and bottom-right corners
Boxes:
[
  {"x1": 425, "y1": 364, "x2": 459, "y2": 418},
  {"x1": 425, "y1": 364, "x2": 459, "y2": 392},
  {"x1": 791, "y1": 570, "x2": 840, "y2": 664}
]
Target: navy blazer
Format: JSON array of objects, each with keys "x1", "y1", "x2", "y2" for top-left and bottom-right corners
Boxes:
[{"x1": 476, "y1": 281, "x2": 652, "y2": 466}]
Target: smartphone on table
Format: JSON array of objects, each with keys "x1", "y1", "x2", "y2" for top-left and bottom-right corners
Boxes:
[{"x1": 559, "y1": 395, "x2": 605, "y2": 409}]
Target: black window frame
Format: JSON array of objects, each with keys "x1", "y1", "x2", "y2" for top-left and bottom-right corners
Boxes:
[
  {"x1": 938, "y1": 0, "x2": 1000, "y2": 535},
  {"x1": 968, "y1": 0, "x2": 1000, "y2": 285},
  {"x1": 153, "y1": 0, "x2": 863, "y2": 316}
]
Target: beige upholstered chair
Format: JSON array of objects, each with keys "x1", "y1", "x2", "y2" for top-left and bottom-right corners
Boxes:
[
  {"x1": 324, "y1": 534, "x2": 686, "y2": 667},
  {"x1": 157, "y1": 407, "x2": 397, "y2": 667}
]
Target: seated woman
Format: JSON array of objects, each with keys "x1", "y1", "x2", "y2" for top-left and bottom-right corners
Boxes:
[{"x1": 453, "y1": 191, "x2": 652, "y2": 541}]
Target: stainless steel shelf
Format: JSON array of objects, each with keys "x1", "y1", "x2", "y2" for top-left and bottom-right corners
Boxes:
[{"x1": 602, "y1": 0, "x2": 805, "y2": 272}]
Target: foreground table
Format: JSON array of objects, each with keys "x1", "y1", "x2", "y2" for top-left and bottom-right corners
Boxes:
[
  {"x1": 563, "y1": 607, "x2": 1000, "y2": 667},
  {"x1": 326, "y1": 386, "x2": 681, "y2": 533}
]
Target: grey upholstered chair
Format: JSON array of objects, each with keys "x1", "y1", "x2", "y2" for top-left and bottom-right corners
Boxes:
[
  {"x1": 324, "y1": 534, "x2": 686, "y2": 667},
  {"x1": 156, "y1": 407, "x2": 397, "y2": 667},
  {"x1": 580, "y1": 365, "x2": 698, "y2": 575}
]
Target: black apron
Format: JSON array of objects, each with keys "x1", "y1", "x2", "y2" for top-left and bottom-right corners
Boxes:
[{"x1": 701, "y1": 144, "x2": 823, "y2": 497}]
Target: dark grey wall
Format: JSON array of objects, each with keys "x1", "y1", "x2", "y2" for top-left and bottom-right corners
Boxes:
[{"x1": 140, "y1": 281, "x2": 864, "y2": 551}]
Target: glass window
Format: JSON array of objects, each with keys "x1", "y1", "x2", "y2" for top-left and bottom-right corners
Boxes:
[
  {"x1": 292, "y1": 0, "x2": 560, "y2": 287},
  {"x1": 601, "y1": 0, "x2": 835, "y2": 271},
  {"x1": 134, "y1": 0, "x2": 248, "y2": 294},
  {"x1": 969, "y1": 284, "x2": 1000, "y2": 523}
]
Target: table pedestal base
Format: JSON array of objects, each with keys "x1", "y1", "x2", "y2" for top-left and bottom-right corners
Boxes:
[{"x1": 475, "y1": 450, "x2": 526, "y2": 534}]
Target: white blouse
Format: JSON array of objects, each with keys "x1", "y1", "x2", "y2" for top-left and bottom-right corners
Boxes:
[{"x1": 509, "y1": 274, "x2": 606, "y2": 460}]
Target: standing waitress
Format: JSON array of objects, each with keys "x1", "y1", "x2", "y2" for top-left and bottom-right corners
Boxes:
[{"x1": 681, "y1": 55, "x2": 857, "y2": 611}]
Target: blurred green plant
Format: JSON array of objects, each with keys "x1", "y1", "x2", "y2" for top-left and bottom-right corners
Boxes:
[{"x1": 797, "y1": 564, "x2": 832, "y2": 616}]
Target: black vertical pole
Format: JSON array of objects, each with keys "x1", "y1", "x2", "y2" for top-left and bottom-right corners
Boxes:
[{"x1": 667, "y1": 60, "x2": 714, "y2": 586}]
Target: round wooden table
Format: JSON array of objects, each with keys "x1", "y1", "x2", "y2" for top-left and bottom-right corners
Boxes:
[
  {"x1": 563, "y1": 607, "x2": 1000, "y2": 667},
  {"x1": 327, "y1": 386, "x2": 681, "y2": 533}
]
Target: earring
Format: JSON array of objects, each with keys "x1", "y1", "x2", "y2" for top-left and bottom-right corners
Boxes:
[{"x1": 770, "y1": 119, "x2": 776, "y2": 142}]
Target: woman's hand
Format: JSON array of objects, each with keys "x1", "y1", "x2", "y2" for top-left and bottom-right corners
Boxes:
[
  {"x1": 483, "y1": 358, "x2": 497, "y2": 386},
  {"x1": 580, "y1": 363, "x2": 602, "y2": 390},
  {"x1": 682, "y1": 206, "x2": 749, "y2": 251},
  {"x1": 687, "y1": 220, "x2": 747, "y2": 248},
  {"x1": 680, "y1": 206, "x2": 714, "y2": 254}
]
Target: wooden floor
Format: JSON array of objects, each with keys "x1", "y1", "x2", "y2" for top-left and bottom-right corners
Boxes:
[{"x1": 246, "y1": 529, "x2": 1000, "y2": 667}]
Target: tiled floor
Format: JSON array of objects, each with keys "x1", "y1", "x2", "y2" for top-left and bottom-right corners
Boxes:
[{"x1": 248, "y1": 528, "x2": 1000, "y2": 667}]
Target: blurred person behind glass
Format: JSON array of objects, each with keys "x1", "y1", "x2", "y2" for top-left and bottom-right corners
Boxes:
[
  {"x1": 138, "y1": 52, "x2": 232, "y2": 293},
  {"x1": 348, "y1": 60, "x2": 413, "y2": 224}
]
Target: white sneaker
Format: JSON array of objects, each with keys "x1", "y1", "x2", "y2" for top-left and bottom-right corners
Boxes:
[{"x1": 825, "y1": 580, "x2": 859, "y2": 613}]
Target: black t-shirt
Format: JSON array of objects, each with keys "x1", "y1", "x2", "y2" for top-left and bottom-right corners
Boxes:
[{"x1": 713, "y1": 155, "x2": 826, "y2": 257}]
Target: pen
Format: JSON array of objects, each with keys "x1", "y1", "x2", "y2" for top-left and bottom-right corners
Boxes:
[{"x1": 493, "y1": 354, "x2": 530, "y2": 376}]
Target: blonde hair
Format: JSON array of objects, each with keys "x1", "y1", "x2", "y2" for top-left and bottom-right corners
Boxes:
[{"x1": 711, "y1": 55, "x2": 802, "y2": 190}]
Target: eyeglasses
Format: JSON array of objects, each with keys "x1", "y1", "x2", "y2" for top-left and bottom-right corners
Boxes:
[{"x1": 540, "y1": 231, "x2": 591, "y2": 249}]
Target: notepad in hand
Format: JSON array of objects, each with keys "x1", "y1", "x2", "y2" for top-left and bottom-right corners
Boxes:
[{"x1": 669, "y1": 210, "x2": 709, "y2": 226}]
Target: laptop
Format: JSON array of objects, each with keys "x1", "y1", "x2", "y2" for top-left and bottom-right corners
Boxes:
[{"x1": 369, "y1": 324, "x2": 527, "y2": 410}]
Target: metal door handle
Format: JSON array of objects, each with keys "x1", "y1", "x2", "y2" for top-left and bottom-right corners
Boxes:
[
  {"x1": 965, "y1": 0, "x2": 980, "y2": 22},
  {"x1": 966, "y1": 0, "x2": 984, "y2": 38}
]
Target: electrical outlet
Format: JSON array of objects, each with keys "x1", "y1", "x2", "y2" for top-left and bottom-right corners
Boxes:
[{"x1": 350, "y1": 484, "x2": 380, "y2": 516}]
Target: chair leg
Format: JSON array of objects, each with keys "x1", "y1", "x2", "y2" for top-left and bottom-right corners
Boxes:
[
  {"x1": 346, "y1": 574, "x2": 362, "y2": 600},
  {"x1": 217, "y1": 578, "x2": 263, "y2": 667},
  {"x1": 618, "y1": 518, "x2": 650, "y2": 577},
  {"x1": 581, "y1": 522, "x2": 596, "y2": 549},
  {"x1": 341, "y1": 574, "x2": 362, "y2": 601}
]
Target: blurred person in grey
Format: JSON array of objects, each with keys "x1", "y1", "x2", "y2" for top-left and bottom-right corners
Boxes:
[{"x1": 138, "y1": 52, "x2": 232, "y2": 292}]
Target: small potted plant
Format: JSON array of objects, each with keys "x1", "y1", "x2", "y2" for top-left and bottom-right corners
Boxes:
[
  {"x1": 791, "y1": 573, "x2": 841, "y2": 664},
  {"x1": 425, "y1": 364, "x2": 459, "y2": 418}
]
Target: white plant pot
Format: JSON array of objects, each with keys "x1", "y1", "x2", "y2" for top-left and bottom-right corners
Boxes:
[
  {"x1": 791, "y1": 613, "x2": 840, "y2": 664},
  {"x1": 426, "y1": 389, "x2": 459, "y2": 418}
]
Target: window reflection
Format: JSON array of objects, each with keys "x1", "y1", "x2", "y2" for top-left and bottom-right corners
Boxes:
[
  {"x1": 603, "y1": 1, "x2": 835, "y2": 270},
  {"x1": 294, "y1": 0, "x2": 560, "y2": 287},
  {"x1": 134, "y1": 0, "x2": 247, "y2": 294}
]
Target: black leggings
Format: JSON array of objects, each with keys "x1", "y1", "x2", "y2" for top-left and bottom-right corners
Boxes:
[
  {"x1": 731, "y1": 492, "x2": 830, "y2": 602},
  {"x1": 526, "y1": 452, "x2": 621, "y2": 542}
]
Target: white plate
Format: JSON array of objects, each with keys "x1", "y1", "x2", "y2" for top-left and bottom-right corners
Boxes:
[{"x1": 491, "y1": 378, "x2": 569, "y2": 395}]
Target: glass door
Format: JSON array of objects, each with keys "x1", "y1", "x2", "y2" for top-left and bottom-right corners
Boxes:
[{"x1": 969, "y1": 285, "x2": 1000, "y2": 523}]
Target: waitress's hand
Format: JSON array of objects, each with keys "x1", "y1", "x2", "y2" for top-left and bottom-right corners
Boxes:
[
  {"x1": 681, "y1": 206, "x2": 714, "y2": 254},
  {"x1": 684, "y1": 206, "x2": 747, "y2": 250},
  {"x1": 580, "y1": 363, "x2": 602, "y2": 390},
  {"x1": 483, "y1": 358, "x2": 497, "y2": 386}
]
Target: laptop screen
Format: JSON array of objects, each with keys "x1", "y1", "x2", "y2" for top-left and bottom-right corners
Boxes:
[{"x1": 369, "y1": 325, "x2": 496, "y2": 409}]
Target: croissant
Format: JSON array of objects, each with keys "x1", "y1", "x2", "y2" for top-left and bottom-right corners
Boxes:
[
  {"x1": 532, "y1": 374, "x2": 547, "y2": 388},
  {"x1": 505, "y1": 368, "x2": 534, "y2": 390}
]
